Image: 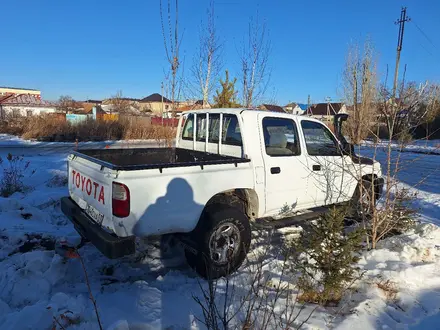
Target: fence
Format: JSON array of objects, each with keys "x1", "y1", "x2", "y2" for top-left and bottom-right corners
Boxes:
[
  {"x1": 66, "y1": 113, "x2": 92, "y2": 124},
  {"x1": 119, "y1": 115, "x2": 151, "y2": 126},
  {"x1": 151, "y1": 117, "x2": 180, "y2": 127},
  {"x1": 97, "y1": 113, "x2": 119, "y2": 121}
]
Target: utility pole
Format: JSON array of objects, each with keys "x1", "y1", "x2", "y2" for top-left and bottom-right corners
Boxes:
[
  {"x1": 307, "y1": 94, "x2": 311, "y2": 116},
  {"x1": 392, "y1": 7, "x2": 411, "y2": 98},
  {"x1": 161, "y1": 82, "x2": 164, "y2": 126},
  {"x1": 325, "y1": 96, "x2": 332, "y2": 116}
]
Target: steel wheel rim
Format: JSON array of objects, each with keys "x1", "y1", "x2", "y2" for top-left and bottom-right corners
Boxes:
[{"x1": 208, "y1": 222, "x2": 241, "y2": 265}]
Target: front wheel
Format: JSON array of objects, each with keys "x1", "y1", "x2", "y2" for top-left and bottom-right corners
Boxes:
[
  {"x1": 351, "y1": 180, "x2": 376, "y2": 219},
  {"x1": 185, "y1": 203, "x2": 251, "y2": 279}
]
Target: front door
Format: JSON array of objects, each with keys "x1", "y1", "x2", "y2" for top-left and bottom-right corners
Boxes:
[
  {"x1": 260, "y1": 115, "x2": 314, "y2": 216},
  {"x1": 299, "y1": 119, "x2": 357, "y2": 206}
]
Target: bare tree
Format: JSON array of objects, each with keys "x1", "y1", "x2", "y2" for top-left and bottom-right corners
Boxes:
[
  {"x1": 240, "y1": 14, "x2": 271, "y2": 108},
  {"x1": 191, "y1": 0, "x2": 222, "y2": 107},
  {"x1": 57, "y1": 95, "x2": 77, "y2": 114},
  {"x1": 342, "y1": 38, "x2": 378, "y2": 144},
  {"x1": 378, "y1": 68, "x2": 440, "y2": 141},
  {"x1": 422, "y1": 84, "x2": 440, "y2": 137},
  {"x1": 160, "y1": 0, "x2": 181, "y2": 116},
  {"x1": 109, "y1": 90, "x2": 131, "y2": 114}
]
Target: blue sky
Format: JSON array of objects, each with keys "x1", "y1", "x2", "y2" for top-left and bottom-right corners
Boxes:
[{"x1": 1, "y1": 0, "x2": 439, "y2": 105}]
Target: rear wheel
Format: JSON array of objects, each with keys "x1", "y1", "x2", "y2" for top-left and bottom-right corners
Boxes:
[{"x1": 184, "y1": 203, "x2": 251, "y2": 279}]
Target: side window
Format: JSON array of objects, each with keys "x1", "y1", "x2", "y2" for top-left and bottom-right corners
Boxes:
[
  {"x1": 182, "y1": 114, "x2": 194, "y2": 139},
  {"x1": 182, "y1": 114, "x2": 208, "y2": 141},
  {"x1": 223, "y1": 115, "x2": 242, "y2": 146},
  {"x1": 208, "y1": 114, "x2": 220, "y2": 142},
  {"x1": 196, "y1": 114, "x2": 207, "y2": 141},
  {"x1": 301, "y1": 120, "x2": 340, "y2": 156},
  {"x1": 208, "y1": 114, "x2": 242, "y2": 146},
  {"x1": 262, "y1": 117, "x2": 300, "y2": 156}
]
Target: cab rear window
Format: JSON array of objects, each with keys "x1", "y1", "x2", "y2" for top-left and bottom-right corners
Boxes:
[{"x1": 182, "y1": 114, "x2": 242, "y2": 146}]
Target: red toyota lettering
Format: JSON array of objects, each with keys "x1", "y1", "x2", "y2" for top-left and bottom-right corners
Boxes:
[
  {"x1": 81, "y1": 176, "x2": 86, "y2": 191},
  {"x1": 86, "y1": 179, "x2": 92, "y2": 195},
  {"x1": 71, "y1": 171, "x2": 105, "y2": 205},
  {"x1": 93, "y1": 182, "x2": 99, "y2": 199},
  {"x1": 75, "y1": 172, "x2": 80, "y2": 188},
  {"x1": 98, "y1": 186, "x2": 105, "y2": 204}
]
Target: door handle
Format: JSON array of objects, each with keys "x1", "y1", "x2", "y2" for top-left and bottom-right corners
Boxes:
[
  {"x1": 312, "y1": 164, "x2": 321, "y2": 171},
  {"x1": 270, "y1": 167, "x2": 281, "y2": 174}
]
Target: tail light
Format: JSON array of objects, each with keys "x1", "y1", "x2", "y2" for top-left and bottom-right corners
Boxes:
[{"x1": 112, "y1": 182, "x2": 130, "y2": 218}]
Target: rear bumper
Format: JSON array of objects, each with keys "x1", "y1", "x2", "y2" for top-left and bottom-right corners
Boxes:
[{"x1": 61, "y1": 197, "x2": 135, "y2": 259}]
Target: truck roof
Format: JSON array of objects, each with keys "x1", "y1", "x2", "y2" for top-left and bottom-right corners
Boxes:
[
  {"x1": 185, "y1": 108, "x2": 324, "y2": 122},
  {"x1": 187, "y1": 108, "x2": 302, "y2": 117}
]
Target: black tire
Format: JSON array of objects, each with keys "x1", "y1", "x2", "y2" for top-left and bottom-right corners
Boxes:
[
  {"x1": 351, "y1": 180, "x2": 375, "y2": 219},
  {"x1": 184, "y1": 203, "x2": 251, "y2": 279}
]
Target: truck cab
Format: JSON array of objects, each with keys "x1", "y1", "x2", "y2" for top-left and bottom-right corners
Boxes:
[{"x1": 176, "y1": 109, "x2": 381, "y2": 217}]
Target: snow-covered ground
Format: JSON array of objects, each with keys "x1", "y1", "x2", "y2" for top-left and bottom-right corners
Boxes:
[
  {"x1": 0, "y1": 134, "x2": 167, "y2": 151},
  {"x1": 0, "y1": 139, "x2": 440, "y2": 329},
  {"x1": 362, "y1": 139, "x2": 440, "y2": 155}
]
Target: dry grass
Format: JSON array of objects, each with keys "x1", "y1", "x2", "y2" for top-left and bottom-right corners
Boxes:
[
  {"x1": 120, "y1": 117, "x2": 176, "y2": 145},
  {"x1": 376, "y1": 279, "x2": 398, "y2": 302},
  {"x1": 1, "y1": 115, "x2": 175, "y2": 144},
  {"x1": 21, "y1": 115, "x2": 71, "y2": 140}
]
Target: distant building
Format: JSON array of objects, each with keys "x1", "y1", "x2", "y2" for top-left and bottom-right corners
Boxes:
[
  {"x1": 84, "y1": 99, "x2": 102, "y2": 105},
  {"x1": 0, "y1": 94, "x2": 56, "y2": 119},
  {"x1": 138, "y1": 93, "x2": 172, "y2": 116},
  {"x1": 284, "y1": 103, "x2": 308, "y2": 115},
  {"x1": 306, "y1": 103, "x2": 347, "y2": 120},
  {"x1": 0, "y1": 86, "x2": 41, "y2": 98},
  {"x1": 258, "y1": 104, "x2": 285, "y2": 113}
]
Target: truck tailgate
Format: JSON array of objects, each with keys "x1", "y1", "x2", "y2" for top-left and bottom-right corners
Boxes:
[{"x1": 68, "y1": 155, "x2": 115, "y2": 233}]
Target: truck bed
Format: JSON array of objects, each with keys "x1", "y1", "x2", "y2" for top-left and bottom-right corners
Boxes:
[{"x1": 73, "y1": 147, "x2": 250, "y2": 171}]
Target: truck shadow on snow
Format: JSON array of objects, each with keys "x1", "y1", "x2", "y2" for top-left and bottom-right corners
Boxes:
[{"x1": 132, "y1": 177, "x2": 204, "y2": 238}]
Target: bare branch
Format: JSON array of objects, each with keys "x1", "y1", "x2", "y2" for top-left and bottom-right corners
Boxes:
[
  {"x1": 240, "y1": 13, "x2": 271, "y2": 108},
  {"x1": 189, "y1": 0, "x2": 223, "y2": 106},
  {"x1": 341, "y1": 37, "x2": 378, "y2": 144},
  {"x1": 160, "y1": 0, "x2": 181, "y2": 116},
  {"x1": 108, "y1": 90, "x2": 131, "y2": 114}
]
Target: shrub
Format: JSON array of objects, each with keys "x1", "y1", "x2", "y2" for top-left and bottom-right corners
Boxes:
[
  {"x1": 0, "y1": 154, "x2": 35, "y2": 197},
  {"x1": 290, "y1": 207, "x2": 364, "y2": 306},
  {"x1": 21, "y1": 114, "x2": 70, "y2": 140},
  {"x1": 74, "y1": 119, "x2": 123, "y2": 141},
  {"x1": 0, "y1": 118, "x2": 26, "y2": 136},
  {"x1": 193, "y1": 247, "x2": 315, "y2": 330},
  {"x1": 369, "y1": 187, "x2": 418, "y2": 246}
]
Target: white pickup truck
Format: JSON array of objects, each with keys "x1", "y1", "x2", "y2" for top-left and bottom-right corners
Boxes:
[{"x1": 61, "y1": 109, "x2": 383, "y2": 279}]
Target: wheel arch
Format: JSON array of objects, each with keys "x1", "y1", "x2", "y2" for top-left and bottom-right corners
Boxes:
[
  {"x1": 205, "y1": 188, "x2": 259, "y2": 220},
  {"x1": 360, "y1": 174, "x2": 384, "y2": 200}
]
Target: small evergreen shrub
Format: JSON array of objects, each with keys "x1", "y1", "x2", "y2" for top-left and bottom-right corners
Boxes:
[{"x1": 290, "y1": 207, "x2": 364, "y2": 306}]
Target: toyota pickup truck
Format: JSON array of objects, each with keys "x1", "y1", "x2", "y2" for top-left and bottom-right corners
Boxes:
[{"x1": 61, "y1": 109, "x2": 383, "y2": 279}]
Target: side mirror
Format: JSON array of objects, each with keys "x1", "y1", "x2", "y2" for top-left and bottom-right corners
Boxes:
[{"x1": 334, "y1": 113, "x2": 352, "y2": 154}]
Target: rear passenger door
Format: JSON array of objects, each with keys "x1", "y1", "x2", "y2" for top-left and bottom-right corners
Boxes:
[{"x1": 260, "y1": 115, "x2": 314, "y2": 216}]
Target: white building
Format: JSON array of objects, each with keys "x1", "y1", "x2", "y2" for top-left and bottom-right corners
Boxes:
[
  {"x1": 0, "y1": 94, "x2": 57, "y2": 119},
  {"x1": 0, "y1": 86, "x2": 41, "y2": 97},
  {"x1": 284, "y1": 103, "x2": 309, "y2": 115}
]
